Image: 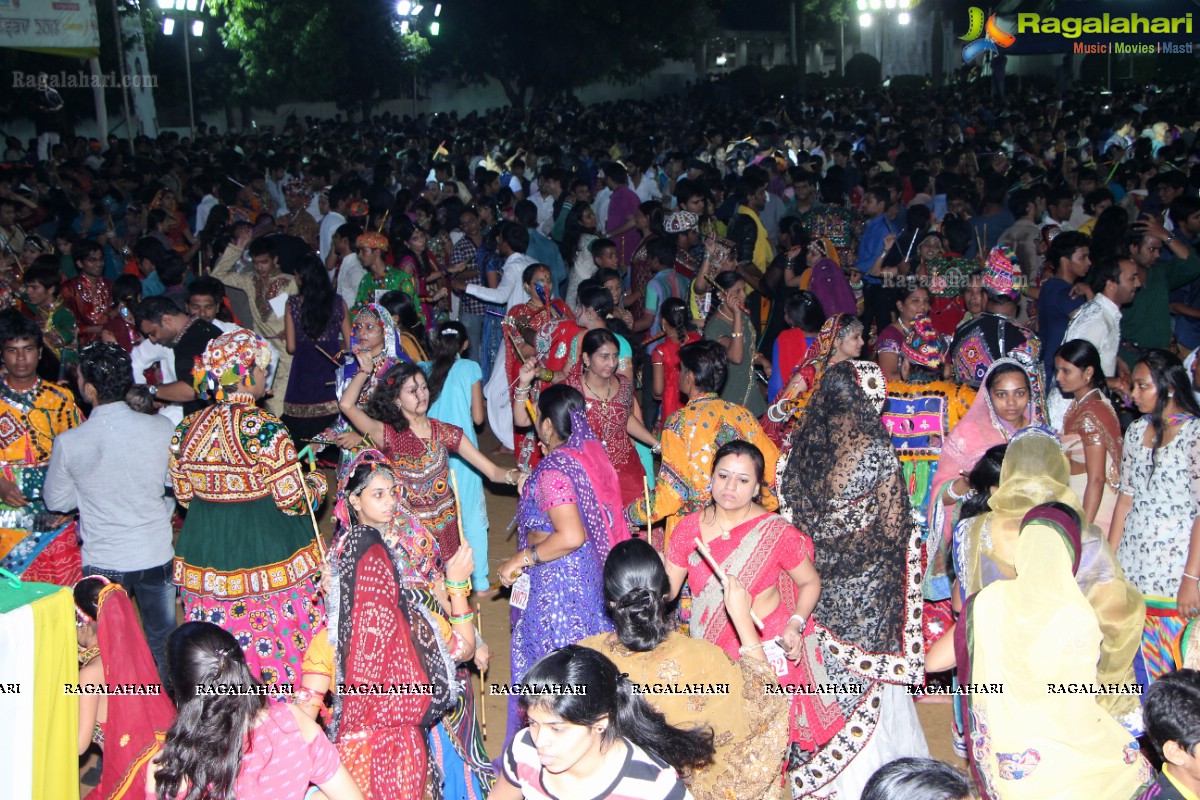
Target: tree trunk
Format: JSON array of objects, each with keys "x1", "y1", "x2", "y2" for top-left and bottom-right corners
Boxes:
[
  {"x1": 932, "y1": 5, "x2": 944, "y2": 88},
  {"x1": 497, "y1": 76, "x2": 527, "y2": 109}
]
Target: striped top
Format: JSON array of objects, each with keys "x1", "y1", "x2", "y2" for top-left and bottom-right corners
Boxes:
[{"x1": 503, "y1": 728, "x2": 692, "y2": 800}]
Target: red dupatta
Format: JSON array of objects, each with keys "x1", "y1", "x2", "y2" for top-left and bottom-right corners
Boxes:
[{"x1": 87, "y1": 584, "x2": 176, "y2": 800}]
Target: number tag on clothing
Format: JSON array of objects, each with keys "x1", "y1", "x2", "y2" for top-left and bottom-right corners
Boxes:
[
  {"x1": 762, "y1": 638, "x2": 790, "y2": 677},
  {"x1": 509, "y1": 573, "x2": 531, "y2": 610}
]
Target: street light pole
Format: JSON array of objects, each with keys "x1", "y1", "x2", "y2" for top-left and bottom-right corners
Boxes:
[{"x1": 182, "y1": 10, "x2": 195, "y2": 138}]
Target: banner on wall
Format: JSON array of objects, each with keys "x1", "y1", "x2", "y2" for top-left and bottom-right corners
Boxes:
[{"x1": 0, "y1": 0, "x2": 100, "y2": 58}]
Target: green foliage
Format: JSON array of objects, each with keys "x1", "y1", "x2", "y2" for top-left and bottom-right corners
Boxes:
[
  {"x1": 430, "y1": 0, "x2": 716, "y2": 107},
  {"x1": 844, "y1": 52, "x2": 881, "y2": 87},
  {"x1": 208, "y1": 0, "x2": 431, "y2": 114}
]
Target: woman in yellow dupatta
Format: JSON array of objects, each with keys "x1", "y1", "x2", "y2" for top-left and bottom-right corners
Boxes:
[
  {"x1": 952, "y1": 427, "x2": 1145, "y2": 733},
  {"x1": 955, "y1": 503, "x2": 1153, "y2": 800}
]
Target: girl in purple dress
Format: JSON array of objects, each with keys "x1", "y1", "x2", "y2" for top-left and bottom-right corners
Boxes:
[{"x1": 496, "y1": 384, "x2": 631, "y2": 752}]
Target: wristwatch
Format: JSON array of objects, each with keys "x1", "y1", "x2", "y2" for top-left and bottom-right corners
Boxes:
[
  {"x1": 1165, "y1": 234, "x2": 1176, "y2": 244},
  {"x1": 147, "y1": 385, "x2": 158, "y2": 397}
]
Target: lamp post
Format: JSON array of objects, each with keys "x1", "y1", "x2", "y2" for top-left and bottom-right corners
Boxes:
[
  {"x1": 856, "y1": 0, "x2": 911, "y2": 77},
  {"x1": 159, "y1": 0, "x2": 203, "y2": 139},
  {"x1": 395, "y1": 1, "x2": 441, "y2": 117}
]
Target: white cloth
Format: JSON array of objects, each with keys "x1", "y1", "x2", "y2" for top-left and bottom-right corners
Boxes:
[
  {"x1": 565, "y1": 233, "x2": 599, "y2": 310},
  {"x1": 1063, "y1": 294, "x2": 1122, "y2": 377},
  {"x1": 484, "y1": 346, "x2": 515, "y2": 450},
  {"x1": 630, "y1": 175, "x2": 661, "y2": 203},
  {"x1": 336, "y1": 252, "x2": 365, "y2": 311},
  {"x1": 1185, "y1": 348, "x2": 1200, "y2": 408},
  {"x1": 267, "y1": 175, "x2": 290, "y2": 219},
  {"x1": 465, "y1": 252, "x2": 536, "y2": 310},
  {"x1": 530, "y1": 192, "x2": 556, "y2": 235},
  {"x1": 0, "y1": 604, "x2": 34, "y2": 800},
  {"x1": 319, "y1": 211, "x2": 346, "y2": 263},
  {"x1": 805, "y1": 683, "x2": 930, "y2": 800},
  {"x1": 195, "y1": 193, "x2": 219, "y2": 234},
  {"x1": 593, "y1": 186, "x2": 612, "y2": 235}
]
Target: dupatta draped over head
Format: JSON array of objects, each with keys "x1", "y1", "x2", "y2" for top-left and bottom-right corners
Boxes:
[
  {"x1": 521, "y1": 405, "x2": 631, "y2": 554},
  {"x1": 954, "y1": 504, "x2": 1153, "y2": 799},
  {"x1": 326, "y1": 521, "x2": 458, "y2": 800},
  {"x1": 777, "y1": 360, "x2": 925, "y2": 794},
  {"x1": 926, "y1": 357, "x2": 1045, "y2": 600},
  {"x1": 87, "y1": 583, "x2": 176, "y2": 800},
  {"x1": 956, "y1": 427, "x2": 1146, "y2": 730}
]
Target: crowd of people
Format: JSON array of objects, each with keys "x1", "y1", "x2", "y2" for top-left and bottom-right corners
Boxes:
[{"x1": 6, "y1": 77, "x2": 1200, "y2": 799}]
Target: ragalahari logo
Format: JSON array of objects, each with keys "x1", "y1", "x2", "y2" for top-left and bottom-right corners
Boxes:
[{"x1": 961, "y1": 7, "x2": 1016, "y2": 62}]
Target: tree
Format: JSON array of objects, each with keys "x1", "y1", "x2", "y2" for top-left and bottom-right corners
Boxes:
[
  {"x1": 208, "y1": 0, "x2": 430, "y2": 117},
  {"x1": 430, "y1": 0, "x2": 716, "y2": 108}
]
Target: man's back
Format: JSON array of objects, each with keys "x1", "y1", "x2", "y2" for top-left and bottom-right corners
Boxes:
[{"x1": 44, "y1": 402, "x2": 176, "y2": 572}]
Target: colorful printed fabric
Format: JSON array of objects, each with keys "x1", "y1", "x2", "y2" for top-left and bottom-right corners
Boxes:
[
  {"x1": 0, "y1": 377, "x2": 81, "y2": 583},
  {"x1": 628, "y1": 394, "x2": 779, "y2": 544},
  {"x1": 380, "y1": 419, "x2": 465, "y2": 560},
  {"x1": 169, "y1": 396, "x2": 326, "y2": 516},
  {"x1": 182, "y1": 584, "x2": 321, "y2": 691},
  {"x1": 1138, "y1": 597, "x2": 1191, "y2": 686},
  {"x1": 328, "y1": 524, "x2": 457, "y2": 800}
]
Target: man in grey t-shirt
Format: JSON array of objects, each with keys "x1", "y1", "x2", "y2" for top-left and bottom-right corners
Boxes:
[{"x1": 44, "y1": 343, "x2": 177, "y2": 674}]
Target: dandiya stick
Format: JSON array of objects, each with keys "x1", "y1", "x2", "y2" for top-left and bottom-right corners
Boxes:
[
  {"x1": 313, "y1": 344, "x2": 343, "y2": 366},
  {"x1": 694, "y1": 538, "x2": 764, "y2": 631},
  {"x1": 476, "y1": 602, "x2": 487, "y2": 740},
  {"x1": 293, "y1": 461, "x2": 326, "y2": 561},
  {"x1": 643, "y1": 476, "x2": 652, "y2": 527},
  {"x1": 450, "y1": 471, "x2": 466, "y2": 549}
]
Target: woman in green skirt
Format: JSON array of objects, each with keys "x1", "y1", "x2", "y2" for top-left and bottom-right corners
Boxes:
[{"x1": 168, "y1": 328, "x2": 328, "y2": 689}]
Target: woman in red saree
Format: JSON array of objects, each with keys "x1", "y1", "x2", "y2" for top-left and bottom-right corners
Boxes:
[
  {"x1": 502, "y1": 263, "x2": 574, "y2": 469},
  {"x1": 526, "y1": 328, "x2": 657, "y2": 508},
  {"x1": 664, "y1": 441, "x2": 828, "y2": 758},
  {"x1": 74, "y1": 576, "x2": 176, "y2": 800}
]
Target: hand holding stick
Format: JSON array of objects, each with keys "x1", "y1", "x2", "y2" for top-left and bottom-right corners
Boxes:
[{"x1": 694, "y1": 538, "x2": 764, "y2": 630}]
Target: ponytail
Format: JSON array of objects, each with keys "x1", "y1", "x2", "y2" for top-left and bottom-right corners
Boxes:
[
  {"x1": 519, "y1": 645, "x2": 714, "y2": 773},
  {"x1": 427, "y1": 321, "x2": 467, "y2": 405},
  {"x1": 612, "y1": 672, "x2": 715, "y2": 773},
  {"x1": 155, "y1": 622, "x2": 267, "y2": 800}
]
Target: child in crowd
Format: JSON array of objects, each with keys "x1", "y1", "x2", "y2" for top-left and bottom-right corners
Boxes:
[{"x1": 1142, "y1": 669, "x2": 1200, "y2": 799}]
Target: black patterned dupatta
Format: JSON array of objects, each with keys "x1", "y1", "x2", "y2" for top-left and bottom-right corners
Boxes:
[
  {"x1": 326, "y1": 523, "x2": 458, "y2": 796},
  {"x1": 778, "y1": 360, "x2": 926, "y2": 794}
]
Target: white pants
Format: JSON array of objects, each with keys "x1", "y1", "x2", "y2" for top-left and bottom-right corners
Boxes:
[{"x1": 36, "y1": 132, "x2": 59, "y2": 161}]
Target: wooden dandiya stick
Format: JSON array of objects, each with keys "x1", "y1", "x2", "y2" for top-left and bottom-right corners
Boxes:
[
  {"x1": 694, "y1": 538, "x2": 764, "y2": 631},
  {"x1": 524, "y1": 399, "x2": 537, "y2": 425},
  {"x1": 476, "y1": 602, "x2": 488, "y2": 740},
  {"x1": 643, "y1": 476, "x2": 653, "y2": 527},
  {"x1": 293, "y1": 460, "x2": 326, "y2": 561},
  {"x1": 313, "y1": 344, "x2": 344, "y2": 367},
  {"x1": 450, "y1": 470, "x2": 467, "y2": 549}
]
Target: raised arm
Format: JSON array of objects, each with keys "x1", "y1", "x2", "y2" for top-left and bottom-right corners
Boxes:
[{"x1": 337, "y1": 366, "x2": 386, "y2": 443}]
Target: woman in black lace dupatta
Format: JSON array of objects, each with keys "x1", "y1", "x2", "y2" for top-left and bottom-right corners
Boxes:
[{"x1": 776, "y1": 359, "x2": 928, "y2": 799}]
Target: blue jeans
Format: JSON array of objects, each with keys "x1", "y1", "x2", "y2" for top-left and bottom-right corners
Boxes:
[
  {"x1": 83, "y1": 560, "x2": 177, "y2": 684},
  {"x1": 459, "y1": 311, "x2": 485, "y2": 362}
]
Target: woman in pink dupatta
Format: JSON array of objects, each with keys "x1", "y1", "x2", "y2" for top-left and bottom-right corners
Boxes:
[
  {"x1": 664, "y1": 441, "x2": 830, "y2": 753},
  {"x1": 925, "y1": 357, "x2": 1045, "y2": 602}
]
